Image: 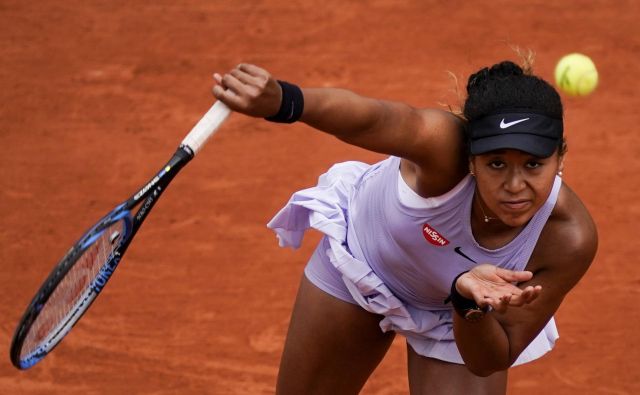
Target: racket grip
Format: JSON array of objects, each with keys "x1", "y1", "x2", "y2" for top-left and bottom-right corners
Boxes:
[{"x1": 181, "y1": 101, "x2": 232, "y2": 155}]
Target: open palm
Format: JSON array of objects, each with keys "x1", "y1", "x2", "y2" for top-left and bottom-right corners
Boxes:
[{"x1": 456, "y1": 264, "x2": 542, "y2": 313}]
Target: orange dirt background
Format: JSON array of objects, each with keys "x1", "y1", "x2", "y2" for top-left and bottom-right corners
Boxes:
[{"x1": 1, "y1": 1, "x2": 639, "y2": 394}]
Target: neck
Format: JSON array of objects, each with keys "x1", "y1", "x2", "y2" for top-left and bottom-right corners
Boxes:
[
  {"x1": 474, "y1": 191, "x2": 497, "y2": 223},
  {"x1": 470, "y1": 190, "x2": 527, "y2": 248}
]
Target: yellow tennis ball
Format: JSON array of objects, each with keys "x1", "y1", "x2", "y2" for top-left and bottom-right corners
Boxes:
[{"x1": 554, "y1": 53, "x2": 598, "y2": 96}]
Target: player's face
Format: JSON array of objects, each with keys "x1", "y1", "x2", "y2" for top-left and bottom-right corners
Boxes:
[{"x1": 470, "y1": 149, "x2": 564, "y2": 228}]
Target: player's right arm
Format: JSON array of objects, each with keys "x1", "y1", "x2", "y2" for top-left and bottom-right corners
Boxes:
[{"x1": 212, "y1": 63, "x2": 466, "y2": 177}]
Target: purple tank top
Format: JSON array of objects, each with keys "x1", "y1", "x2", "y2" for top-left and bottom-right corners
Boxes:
[{"x1": 347, "y1": 156, "x2": 562, "y2": 310}]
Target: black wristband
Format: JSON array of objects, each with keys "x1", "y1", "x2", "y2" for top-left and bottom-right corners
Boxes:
[
  {"x1": 265, "y1": 80, "x2": 304, "y2": 123},
  {"x1": 445, "y1": 271, "x2": 488, "y2": 322}
]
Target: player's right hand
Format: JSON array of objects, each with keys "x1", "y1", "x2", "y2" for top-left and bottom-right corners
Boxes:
[{"x1": 212, "y1": 64, "x2": 282, "y2": 118}]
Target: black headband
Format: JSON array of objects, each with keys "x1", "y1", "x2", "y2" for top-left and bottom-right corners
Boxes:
[{"x1": 468, "y1": 111, "x2": 563, "y2": 157}]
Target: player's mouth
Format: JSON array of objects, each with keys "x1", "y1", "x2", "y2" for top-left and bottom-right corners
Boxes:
[{"x1": 500, "y1": 200, "x2": 532, "y2": 212}]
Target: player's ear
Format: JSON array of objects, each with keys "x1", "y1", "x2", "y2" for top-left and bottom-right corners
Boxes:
[
  {"x1": 468, "y1": 159, "x2": 476, "y2": 176},
  {"x1": 557, "y1": 155, "x2": 565, "y2": 176}
]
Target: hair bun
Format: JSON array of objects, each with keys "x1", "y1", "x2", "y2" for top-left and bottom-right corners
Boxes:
[
  {"x1": 466, "y1": 67, "x2": 488, "y2": 93},
  {"x1": 466, "y1": 61, "x2": 524, "y2": 94},
  {"x1": 489, "y1": 61, "x2": 523, "y2": 78}
]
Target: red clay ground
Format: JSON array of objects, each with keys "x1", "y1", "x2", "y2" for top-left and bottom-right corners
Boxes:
[{"x1": 1, "y1": 1, "x2": 639, "y2": 394}]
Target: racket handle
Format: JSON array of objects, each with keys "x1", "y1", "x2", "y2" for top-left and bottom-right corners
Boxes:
[{"x1": 181, "y1": 101, "x2": 232, "y2": 155}]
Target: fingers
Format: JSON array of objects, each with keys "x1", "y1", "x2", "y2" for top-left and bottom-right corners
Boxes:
[
  {"x1": 495, "y1": 267, "x2": 534, "y2": 283},
  {"x1": 230, "y1": 67, "x2": 267, "y2": 88},
  {"x1": 237, "y1": 63, "x2": 270, "y2": 78},
  {"x1": 508, "y1": 285, "x2": 542, "y2": 306},
  {"x1": 214, "y1": 64, "x2": 268, "y2": 92},
  {"x1": 212, "y1": 63, "x2": 280, "y2": 117},
  {"x1": 212, "y1": 73, "x2": 243, "y2": 107},
  {"x1": 468, "y1": 281, "x2": 542, "y2": 313},
  {"x1": 213, "y1": 71, "x2": 257, "y2": 110},
  {"x1": 480, "y1": 285, "x2": 542, "y2": 312}
]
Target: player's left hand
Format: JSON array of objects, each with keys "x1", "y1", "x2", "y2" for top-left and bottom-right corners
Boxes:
[{"x1": 455, "y1": 264, "x2": 542, "y2": 313}]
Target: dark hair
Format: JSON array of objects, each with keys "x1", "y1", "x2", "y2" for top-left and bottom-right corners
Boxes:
[{"x1": 463, "y1": 61, "x2": 566, "y2": 155}]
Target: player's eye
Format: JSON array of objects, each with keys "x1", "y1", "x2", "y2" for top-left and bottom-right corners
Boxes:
[
  {"x1": 525, "y1": 160, "x2": 543, "y2": 169},
  {"x1": 488, "y1": 160, "x2": 505, "y2": 169}
]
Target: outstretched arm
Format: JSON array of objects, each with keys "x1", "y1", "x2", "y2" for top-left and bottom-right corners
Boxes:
[
  {"x1": 212, "y1": 63, "x2": 465, "y2": 172},
  {"x1": 451, "y1": 189, "x2": 598, "y2": 376}
]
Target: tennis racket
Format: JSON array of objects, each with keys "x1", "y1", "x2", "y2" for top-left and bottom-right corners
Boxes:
[{"x1": 10, "y1": 100, "x2": 232, "y2": 370}]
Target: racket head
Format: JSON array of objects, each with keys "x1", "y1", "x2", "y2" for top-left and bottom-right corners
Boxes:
[{"x1": 10, "y1": 207, "x2": 133, "y2": 369}]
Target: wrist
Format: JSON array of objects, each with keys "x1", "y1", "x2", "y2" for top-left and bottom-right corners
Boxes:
[
  {"x1": 265, "y1": 80, "x2": 304, "y2": 123},
  {"x1": 445, "y1": 271, "x2": 488, "y2": 322}
]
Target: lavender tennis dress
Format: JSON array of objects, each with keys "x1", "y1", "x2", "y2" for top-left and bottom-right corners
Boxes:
[{"x1": 267, "y1": 156, "x2": 562, "y2": 366}]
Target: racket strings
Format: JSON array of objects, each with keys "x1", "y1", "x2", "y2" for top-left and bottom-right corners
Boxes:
[{"x1": 20, "y1": 220, "x2": 125, "y2": 360}]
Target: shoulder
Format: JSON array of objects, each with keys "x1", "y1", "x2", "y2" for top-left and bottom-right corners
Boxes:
[
  {"x1": 528, "y1": 181, "x2": 598, "y2": 288},
  {"x1": 397, "y1": 107, "x2": 466, "y2": 156},
  {"x1": 400, "y1": 109, "x2": 469, "y2": 196},
  {"x1": 549, "y1": 182, "x2": 598, "y2": 261},
  {"x1": 413, "y1": 108, "x2": 466, "y2": 142}
]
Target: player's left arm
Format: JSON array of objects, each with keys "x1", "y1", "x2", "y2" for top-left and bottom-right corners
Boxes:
[{"x1": 453, "y1": 186, "x2": 598, "y2": 376}]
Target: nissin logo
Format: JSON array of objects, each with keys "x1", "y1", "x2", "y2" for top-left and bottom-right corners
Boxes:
[{"x1": 422, "y1": 224, "x2": 449, "y2": 246}]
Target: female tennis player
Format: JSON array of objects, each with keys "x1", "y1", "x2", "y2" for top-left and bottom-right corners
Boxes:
[{"x1": 212, "y1": 60, "x2": 598, "y2": 395}]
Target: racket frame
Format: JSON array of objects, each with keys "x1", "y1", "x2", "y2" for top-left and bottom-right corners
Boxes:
[
  {"x1": 11, "y1": 100, "x2": 230, "y2": 369},
  {"x1": 10, "y1": 147, "x2": 193, "y2": 369}
]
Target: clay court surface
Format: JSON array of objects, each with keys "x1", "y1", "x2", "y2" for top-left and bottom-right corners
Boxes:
[{"x1": 1, "y1": 1, "x2": 638, "y2": 394}]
